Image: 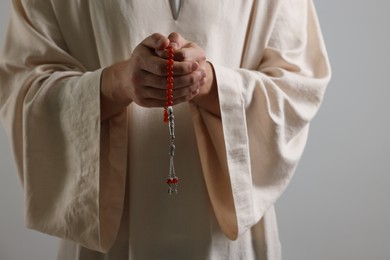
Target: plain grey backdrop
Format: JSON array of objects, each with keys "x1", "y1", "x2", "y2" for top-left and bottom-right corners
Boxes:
[{"x1": 0, "y1": 1, "x2": 389, "y2": 259}]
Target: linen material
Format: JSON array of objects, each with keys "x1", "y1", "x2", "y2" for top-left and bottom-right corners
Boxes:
[
  {"x1": 191, "y1": 0, "x2": 331, "y2": 245},
  {"x1": 0, "y1": 0, "x2": 127, "y2": 252}
]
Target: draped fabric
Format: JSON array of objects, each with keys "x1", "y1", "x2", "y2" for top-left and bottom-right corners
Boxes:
[{"x1": 0, "y1": 0, "x2": 330, "y2": 259}]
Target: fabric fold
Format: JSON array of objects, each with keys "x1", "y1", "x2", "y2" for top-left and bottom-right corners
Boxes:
[
  {"x1": 0, "y1": 0, "x2": 128, "y2": 252},
  {"x1": 190, "y1": 0, "x2": 331, "y2": 242}
]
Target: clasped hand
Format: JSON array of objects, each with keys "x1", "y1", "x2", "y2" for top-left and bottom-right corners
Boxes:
[
  {"x1": 101, "y1": 32, "x2": 218, "y2": 120},
  {"x1": 128, "y1": 32, "x2": 208, "y2": 107}
]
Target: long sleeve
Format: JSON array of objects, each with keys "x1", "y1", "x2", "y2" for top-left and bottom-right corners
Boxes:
[
  {"x1": 191, "y1": 0, "x2": 331, "y2": 240},
  {"x1": 0, "y1": 0, "x2": 127, "y2": 252}
]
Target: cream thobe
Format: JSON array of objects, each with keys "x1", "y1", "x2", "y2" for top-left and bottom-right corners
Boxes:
[{"x1": 0, "y1": 0, "x2": 330, "y2": 259}]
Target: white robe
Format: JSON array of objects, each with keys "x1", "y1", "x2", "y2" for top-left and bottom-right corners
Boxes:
[{"x1": 0, "y1": 0, "x2": 330, "y2": 259}]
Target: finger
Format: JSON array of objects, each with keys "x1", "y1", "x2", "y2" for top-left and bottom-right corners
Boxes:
[
  {"x1": 155, "y1": 43, "x2": 206, "y2": 64},
  {"x1": 140, "y1": 55, "x2": 199, "y2": 77},
  {"x1": 142, "y1": 67, "x2": 205, "y2": 91},
  {"x1": 172, "y1": 69, "x2": 206, "y2": 89},
  {"x1": 139, "y1": 81, "x2": 202, "y2": 102},
  {"x1": 167, "y1": 32, "x2": 188, "y2": 49},
  {"x1": 140, "y1": 84, "x2": 199, "y2": 101},
  {"x1": 136, "y1": 76, "x2": 204, "y2": 107},
  {"x1": 172, "y1": 60, "x2": 200, "y2": 76},
  {"x1": 174, "y1": 43, "x2": 207, "y2": 62},
  {"x1": 153, "y1": 32, "x2": 184, "y2": 57},
  {"x1": 172, "y1": 82, "x2": 201, "y2": 99},
  {"x1": 135, "y1": 98, "x2": 180, "y2": 108},
  {"x1": 136, "y1": 76, "x2": 203, "y2": 106},
  {"x1": 173, "y1": 86, "x2": 202, "y2": 103},
  {"x1": 141, "y1": 33, "x2": 170, "y2": 50}
]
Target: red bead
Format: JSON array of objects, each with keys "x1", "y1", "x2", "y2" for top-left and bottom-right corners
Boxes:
[
  {"x1": 166, "y1": 177, "x2": 179, "y2": 185},
  {"x1": 164, "y1": 46, "x2": 174, "y2": 122},
  {"x1": 167, "y1": 47, "x2": 174, "y2": 58}
]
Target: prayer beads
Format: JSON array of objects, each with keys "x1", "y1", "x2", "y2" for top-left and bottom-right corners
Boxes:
[{"x1": 164, "y1": 46, "x2": 179, "y2": 194}]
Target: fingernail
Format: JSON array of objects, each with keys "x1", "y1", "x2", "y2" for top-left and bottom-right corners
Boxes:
[{"x1": 169, "y1": 42, "x2": 179, "y2": 49}]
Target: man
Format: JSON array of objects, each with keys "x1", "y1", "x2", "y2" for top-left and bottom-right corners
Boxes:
[{"x1": 0, "y1": 0, "x2": 330, "y2": 259}]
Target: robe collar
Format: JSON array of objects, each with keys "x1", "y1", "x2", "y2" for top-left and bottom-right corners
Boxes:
[{"x1": 169, "y1": 0, "x2": 182, "y2": 20}]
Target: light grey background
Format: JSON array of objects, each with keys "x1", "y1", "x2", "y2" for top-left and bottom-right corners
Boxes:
[{"x1": 0, "y1": 1, "x2": 389, "y2": 259}]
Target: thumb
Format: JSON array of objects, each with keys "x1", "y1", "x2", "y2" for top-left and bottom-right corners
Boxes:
[
  {"x1": 141, "y1": 33, "x2": 169, "y2": 50},
  {"x1": 167, "y1": 32, "x2": 188, "y2": 50}
]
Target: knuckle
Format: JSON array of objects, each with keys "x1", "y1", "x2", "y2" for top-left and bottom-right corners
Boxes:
[
  {"x1": 176, "y1": 51, "x2": 186, "y2": 61},
  {"x1": 186, "y1": 92, "x2": 194, "y2": 101},
  {"x1": 189, "y1": 74, "x2": 197, "y2": 84},
  {"x1": 190, "y1": 84, "x2": 199, "y2": 92}
]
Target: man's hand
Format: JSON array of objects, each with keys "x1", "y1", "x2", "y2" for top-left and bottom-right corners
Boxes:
[{"x1": 126, "y1": 33, "x2": 207, "y2": 107}]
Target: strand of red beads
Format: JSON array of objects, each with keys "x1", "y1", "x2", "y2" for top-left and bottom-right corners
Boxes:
[{"x1": 164, "y1": 46, "x2": 174, "y2": 123}]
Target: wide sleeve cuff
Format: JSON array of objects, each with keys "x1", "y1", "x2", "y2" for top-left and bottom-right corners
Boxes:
[
  {"x1": 23, "y1": 69, "x2": 128, "y2": 253},
  {"x1": 190, "y1": 64, "x2": 256, "y2": 240}
]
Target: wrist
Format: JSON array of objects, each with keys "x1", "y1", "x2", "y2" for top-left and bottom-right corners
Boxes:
[
  {"x1": 101, "y1": 62, "x2": 132, "y2": 104},
  {"x1": 100, "y1": 61, "x2": 132, "y2": 121},
  {"x1": 192, "y1": 61, "x2": 221, "y2": 117}
]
